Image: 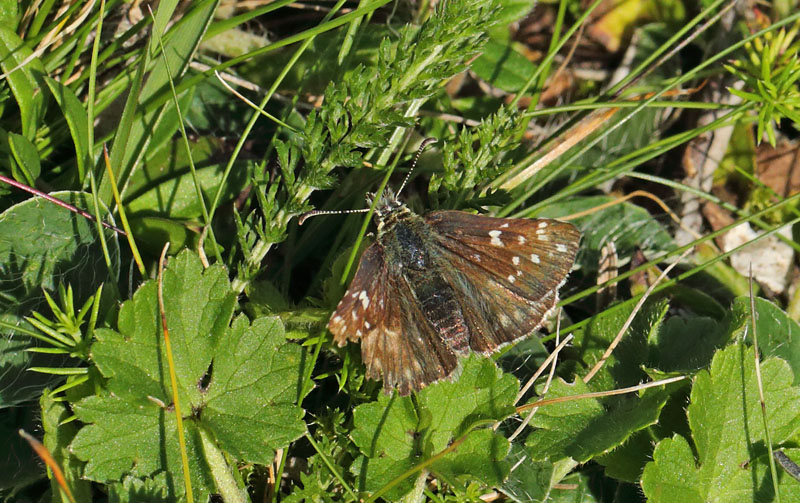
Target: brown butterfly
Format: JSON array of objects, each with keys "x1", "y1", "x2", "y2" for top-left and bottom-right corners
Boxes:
[{"x1": 326, "y1": 187, "x2": 580, "y2": 395}]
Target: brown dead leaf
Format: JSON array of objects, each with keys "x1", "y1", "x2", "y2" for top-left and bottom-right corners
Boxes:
[{"x1": 755, "y1": 141, "x2": 800, "y2": 197}]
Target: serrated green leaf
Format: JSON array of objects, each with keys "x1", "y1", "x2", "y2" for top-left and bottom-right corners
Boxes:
[
  {"x1": 567, "y1": 299, "x2": 668, "y2": 391},
  {"x1": 730, "y1": 296, "x2": 800, "y2": 385},
  {"x1": 501, "y1": 444, "x2": 595, "y2": 503},
  {"x1": 72, "y1": 393, "x2": 214, "y2": 498},
  {"x1": 72, "y1": 250, "x2": 305, "y2": 500},
  {"x1": 351, "y1": 356, "x2": 515, "y2": 499},
  {"x1": 418, "y1": 356, "x2": 517, "y2": 450},
  {"x1": 641, "y1": 344, "x2": 800, "y2": 502},
  {"x1": 108, "y1": 474, "x2": 171, "y2": 503},
  {"x1": 431, "y1": 428, "x2": 510, "y2": 488},
  {"x1": 646, "y1": 316, "x2": 729, "y2": 373},
  {"x1": 91, "y1": 250, "x2": 235, "y2": 406},
  {"x1": 526, "y1": 379, "x2": 669, "y2": 463},
  {"x1": 202, "y1": 315, "x2": 306, "y2": 464}
]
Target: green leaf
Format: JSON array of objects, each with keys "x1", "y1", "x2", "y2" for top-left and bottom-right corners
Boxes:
[
  {"x1": 41, "y1": 392, "x2": 92, "y2": 502},
  {"x1": 0, "y1": 27, "x2": 46, "y2": 139},
  {"x1": 108, "y1": 474, "x2": 171, "y2": 503},
  {"x1": 471, "y1": 38, "x2": 536, "y2": 93},
  {"x1": 351, "y1": 356, "x2": 515, "y2": 499},
  {"x1": 44, "y1": 76, "x2": 90, "y2": 182},
  {"x1": 646, "y1": 315, "x2": 729, "y2": 373},
  {"x1": 125, "y1": 160, "x2": 252, "y2": 220},
  {"x1": 71, "y1": 250, "x2": 305, "y2": 500},
  {"x1": 98, "y1": 0, "x2": 217, "y2": 204},
  {"x1": 729, "y1": 296, "x2": 800, "y2": 385},
  {"x1": 72, "y1": 393, "x2": 213, "y2": 499},
  {"x1": 7, "y1": 132, "x2": 40, "y2": 185},
  {"x1": 641, "y1": 344, "x2": 800, "y2": 502},
  {"x1": 567, "y1": 299, "x2": 668, "y2": 391},
  {"x1": 525, "y1": 378, "x2": 670, "y2": 463},
  {"x1": 501, "y1": 444, "x2": 596, "y2": 503},
  {"x1": 0, "y1": 191, "x2": 119, "y2": 405},
  {"x1": 202, "y1": 315, "x2": 306, "y2": 465}
]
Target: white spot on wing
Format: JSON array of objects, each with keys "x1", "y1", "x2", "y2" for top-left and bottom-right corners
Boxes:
[
  {"x1": 489, "y1": 230, "x2": 504, "y2": 247},
  {"x1": 359, "y1": 290, "x2": 370, "y2": 309},
  {"x1": 365, "y1": 321, "x2": 371, "y2": 329},
  {"x1": 332, "y1": 315, "x2": 343, "y2": 324},
  {"x1": 530, "y1": 253, "x2": 540, "y2": 264},
  {"x1": 518, "y1": 235, "x2": 526, "y2": 244},
  {"x1": 472, "y1": 253, "x2": 482, "y2": 262},
  {"x1": 556, "y1": 243, "x2": 568, "y2": 253},
  {"x1": 507, "y1": 274, "x2": 516, "y2": 283},
  {"x1": 512, "y1": 256, "x2": 520, "y2": 265},
  {"x1": 538, "y1": 221, "x2": 548, "y2": 229},
  {"x1": 538, "y1": 235, "x2": 550, "y2": 241},
  {"x1": 500, "y1": 223, "x2": 509, "y2": 228}
]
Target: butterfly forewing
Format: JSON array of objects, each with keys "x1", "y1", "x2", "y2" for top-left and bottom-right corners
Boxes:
[
  {"x1": 425, "y1": 211, "x2": 580, "y2": 352},
  {"x1": 328, "y1": 243, "x2": 458, "y2": 394}
]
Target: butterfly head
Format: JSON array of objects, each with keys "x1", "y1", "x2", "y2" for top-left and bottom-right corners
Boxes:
[{"x1": 366, "y1": 188, "x2": 411, "y2": 232}]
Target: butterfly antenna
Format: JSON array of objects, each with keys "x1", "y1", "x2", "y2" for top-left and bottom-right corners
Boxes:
[
  {"x1": 299, "y1": 207, "x2": 371, "y2": 225},
  {"x1": 397, "y1": 137, "x2": 438, "y2": 197}
]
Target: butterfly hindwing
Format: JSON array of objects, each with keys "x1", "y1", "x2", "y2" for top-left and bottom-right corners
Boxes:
[
  {"x1": 425, "y1": 211, "x2": 580, "y2": 353},
  {"x1": 328, "y1": 243, "x2": 458, "y2": 394}
]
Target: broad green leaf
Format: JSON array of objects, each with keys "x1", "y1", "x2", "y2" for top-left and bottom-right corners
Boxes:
[
  {"x1": 90, "y1": 250, "x2": 235, "y2": 406},
  {"x1": 594, "y1": 429, "x2": 656, "y2": 483},
  {"x1": 567, "y1": 299, "x2": 668, "y2": 391},
  {"x1": 0, "y1": 191, "x2": 118, "y2": 405},
  {"x1": 202, "y1": 315, "x2": 306, "y2": 465},
  {"x1": 351, "y1": 393, "x2": 419, "y2": 499},
  {"x1": 44, "y1": 76, "x2": 90, "y2": 182},
  {"x1": 645, "y1": 315, "x2": 729, "y2": 373},
  {"x1": 641, "y1": 344, "x2": 800, "y2": 502},
  {"x1": 418, "y1": 356, "x2": 517, "y2": 450},
  {"x1": 7, "y1": 132, "x2": 40, "y2": 184},
  {"x1": 72, "y1": 393, "x2": 214, "y2": 500},
  {"x1": 472, "y1": 38, "x2": 536, "y2": 93},
  {"x1": 526, "y1": 378, "x2": 670, "y2": 463},
  {"x1": 351, "y1": 356, "x2": 516, "y2": 499},
  {"x1": 72, "y1": 250, "x2": 305, "y2": 500},
  {"x1": 730, "y1": 296, "x2": 800, "y2": 385},
  {"x1": 125, "y1": 161, "x2": 252, "y2": 220},
  {"x1": 127, "y1": 215, "x2": 203, "y2": 255}
]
